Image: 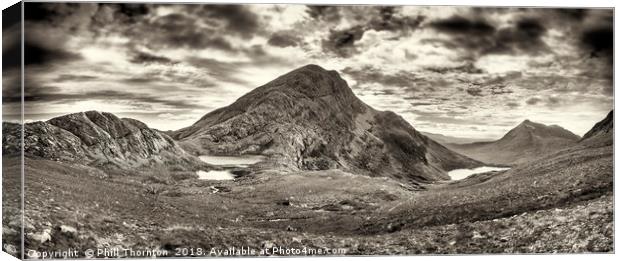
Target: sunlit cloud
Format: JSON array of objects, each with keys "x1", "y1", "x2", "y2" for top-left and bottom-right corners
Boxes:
[{"x1": 3, "y1": 3, "x2": 612, "y2": 137}]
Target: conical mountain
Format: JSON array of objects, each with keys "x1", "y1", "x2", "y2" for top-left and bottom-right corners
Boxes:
[
  {"x1": 173, "y1": 64, "x2": 481, "y2": 183},
  {"x1": 447, "y1": 119, "x2": 580, "y2": 165}
]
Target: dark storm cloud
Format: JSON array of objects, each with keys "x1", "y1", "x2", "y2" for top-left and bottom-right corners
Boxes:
[
  {"x1": 306, "y1": 5, "x2": 341, "y2": 22},
  {"x1": 342, "y1": 66, "x2": 417, "y2": 88},
  {"x1": 429, "y1": 15, "x2": 495, "y2": 36},
  {"x1": 24, "y1": 2, "x2": 76, "y2": 22},
  {"x1": 428, "y1": 15, "x2": 549, "y2": 56},
  {"x1": 552, "y1": 9, "x2": 589, "y2": 21},
  {"x1": 2, "y1": 71, "x2": 22, "y2": 103},
  {"x1": 2, "y1": 24, "x2": 21, "y2": 70},
  {"x1": 322, "y1": 26, "x2": 366, "y2": 57},
  {"x1": 129, "y1": 51, "x2": 177, "y2": 65},
  {"x1": 18, "y1": 3, "x2": 91, "y2": 71},
  {"x1": 113, "y1": 3, "x2": 150, "y2": 18},
  {"x1": 267, "y1": 31, "x2": 303, "y2": 48},
  {"x1": 92, "y1": 3, "x2": 154, "y2": 30},
  {"x1": 320, "y1": 6, "x2": 424, "y2": 57},
  {"x1": 367, "y1": 6, "x2": 424, "y2": 33},
  {"x1": 129, "y1": 13, "x2": 235, "y2": 51},
  {"x1": 21, "y1": 42, "x2": 83, "y2": 69},
  {"x1": 487, "y1": 17, "x2": 548, "y2": 54},
  {"x1": 105, "y1": 4, "x2": 260, "y2": 53},
  {"x1": 3, "y1": 74, "x2": 62, "y2": 103},
  {"x1": 191, "y1": 5, "x2": 260, "y2": 39},
  {"x1": 25, "y1": 2, "x2": 100, "y2": 31},
  {"x1": 5, "y1": 81, "x2": 206, "y2": 109},
  {"x1": 580, "y1": 21, "x2": 613, "y2": 61}
]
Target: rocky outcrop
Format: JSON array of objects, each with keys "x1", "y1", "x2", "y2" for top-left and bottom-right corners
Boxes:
[
  {"x1": 447, "y1": 120, "x2": 581, "y2": 165},
  {"x1": 2, "y1": 111, "x2": 200, "y2": 169},
  {"x1": 173, "y1": 64, "x2": 481, "y2": 183}
]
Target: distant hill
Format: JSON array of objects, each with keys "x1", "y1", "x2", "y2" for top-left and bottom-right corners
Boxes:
[
  {"x1": 2, "y1": 111, "x2": 200, "y2": 169},
  {"x1": 446, "y1": 120, "x2": 580, "y2": 165},
  {"x1": 420, "y1": 131, "x2": 492, "y2": 145},
  {"x1": 172, "y1": 64, "x2": 481, "y2": 183}
]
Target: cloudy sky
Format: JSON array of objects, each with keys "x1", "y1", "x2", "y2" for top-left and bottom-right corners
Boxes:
[{"x1": 2, "y1": 3, "x2": 613, "y2": 139}]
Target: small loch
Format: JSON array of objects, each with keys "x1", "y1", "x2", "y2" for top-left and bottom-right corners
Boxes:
[
  {"x1": 196, "y1": 155, "x2": 265, "y2": 180},
  {"x1": 196, "y1": 170, "x2": 236, "y2": 180},
  {"x1": 448, "y1": 166, "x2": 510, "y2": 180}
]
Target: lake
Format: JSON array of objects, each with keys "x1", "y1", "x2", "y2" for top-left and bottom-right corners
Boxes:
[
  {"x1": 196, "y1": 170, "x2": 235, "y2": 180},
  {"x1": 448, "y1": 166, "x2": 510, "y2": 180},
  {"x1": 196, "y1": 155, "x2": 265, "y2": 180}
]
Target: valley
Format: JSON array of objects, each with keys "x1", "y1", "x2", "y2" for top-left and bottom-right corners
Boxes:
[
  {"x1": 1, "y1": 65, "x2": 614, "y2": 256},
  {"x1": 3, "y1": 130, "x2": 612, "y2": 256}
]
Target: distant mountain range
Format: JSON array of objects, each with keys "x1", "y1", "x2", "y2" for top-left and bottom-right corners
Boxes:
[
  {"x1": 172, "y1": 64, "x2": 481, "y2": 183},
  {"x1": 1, "y1": 64, "x2": 612, "y2": 185},
  {"x1": 420, "y1": 132, "x2": 492, "y2": 145},
  {"x1": 446, "y1": 120, "x2": 581, "y2": 165}
]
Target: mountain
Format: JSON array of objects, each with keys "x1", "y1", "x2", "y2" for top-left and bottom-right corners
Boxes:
[
  {"x1": 579, "y1": 110, "x2": 613, "y2": 147},
  {"x1": 581, "y1": 110, "x2": 613, "y2": 142},
  {"x1": 173, "y1": 64, "x2": 481, "y2": 183},
  {"x1": 446, "y1": 120, "x2": 580, "y2": 165},
  {"x1": 420, "y1": 131, "x2": 491, "y2": 145},
  {"x1": 2, "y1": 111, "x2": 200, "y2": 169}
]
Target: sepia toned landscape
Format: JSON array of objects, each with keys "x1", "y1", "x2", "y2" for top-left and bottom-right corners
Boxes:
[{"x1": 1, "y1": 2, "x2": 614, "y2": 258}]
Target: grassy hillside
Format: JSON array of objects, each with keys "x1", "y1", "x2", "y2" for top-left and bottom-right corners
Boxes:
[{"x1": 3, "y1": 130, "x2": 612, "y2": 256}]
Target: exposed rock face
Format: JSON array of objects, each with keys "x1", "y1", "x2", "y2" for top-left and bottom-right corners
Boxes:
[
  {"x1": 173, "y1": 64, "x2": 480, "y2": 183},
  {"x1": 581, "y1": 110, "x2": 613, "y2": 141},
  {"x1": 447, "y1": 120, "x2": 581, "y2": 165},
  {"x1": 2, "y1": 111, "x2": 199, "y2": 169}
]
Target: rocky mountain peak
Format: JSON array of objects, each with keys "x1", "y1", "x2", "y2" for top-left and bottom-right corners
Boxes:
[
  {"x1": 507, "y1": 119, "x2": 580, "y2": 141},
  {"x1": 173, "y1": 64, "x2": 481, "y2": 184},
  {"x1": 260, "y1": 63, "x2": 356, "y2": 100}
]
